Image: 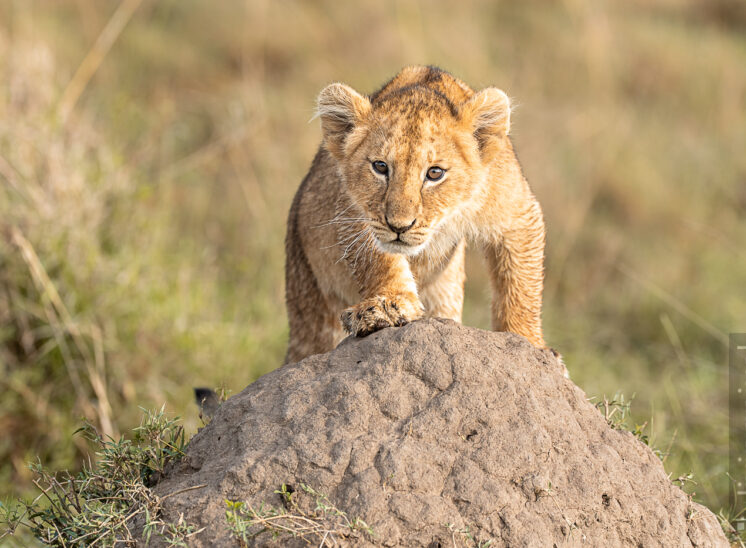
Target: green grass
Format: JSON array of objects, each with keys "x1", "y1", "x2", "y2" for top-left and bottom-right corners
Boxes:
[
  {"x1": 0, "y1": 407, "x2": 193, "y2": 547},
  {"x1": 0, "y1": 0, "x2": 743, "y2": 529}
]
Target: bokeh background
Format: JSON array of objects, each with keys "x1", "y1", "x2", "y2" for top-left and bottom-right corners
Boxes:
[{"x1": 1, "y1": 0, "x2": 744, "y2": 522}]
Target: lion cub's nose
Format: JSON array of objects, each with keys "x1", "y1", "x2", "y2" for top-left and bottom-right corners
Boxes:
[{"x1": 385, "y1": 217, "x2": 417, "y2": 234}]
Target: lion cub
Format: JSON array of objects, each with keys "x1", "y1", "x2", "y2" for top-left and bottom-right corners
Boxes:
[{"x1": 285, "y1": 66, "x2": 547, "y2": 363}]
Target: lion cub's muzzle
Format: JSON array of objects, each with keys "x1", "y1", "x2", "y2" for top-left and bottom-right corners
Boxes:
[
  {"x1": 371, "y1": 219, "x2": 430, "y2": 256},
  {"x1": 385, "y1": 216, "x2": 416, "y2": 235}
]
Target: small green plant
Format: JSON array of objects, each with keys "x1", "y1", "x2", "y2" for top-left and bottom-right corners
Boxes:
[
  {"x1": 143, "y1": 511, "x2": 199, "y2": 548},
  {"x1": 717, "y1": 507, "x2": 746, "y2": 548},
  {"x1": 443, "y1": 522, "x2": 493, "y2": 547},
  {"x1": 672, "y1": 472, "x2": 696, "y2": 488},
  {"x1": 593, "y1": 392, "x2": 665, "y2": 457},
  {"x1": 715, "y1": 474, "x2": 746, "y2": 546},
  {"x1": 0, "y1": 406, "x2": 197, "y2": 546},
  {"x1": 594, "y1": 392, "x2": 634, "y2": 430},
  {"x1": 225, "y1": 483, "x2": 373, "y2": 546}
]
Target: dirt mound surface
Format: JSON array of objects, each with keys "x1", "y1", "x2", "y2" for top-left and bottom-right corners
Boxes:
[{"x1": 153, "y1": 319, "x2": 727, "y2": 546}]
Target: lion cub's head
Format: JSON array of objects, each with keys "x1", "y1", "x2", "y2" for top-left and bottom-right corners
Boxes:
[{"x1": 317, "y1": 66, "x2": 511, "y2": 256}]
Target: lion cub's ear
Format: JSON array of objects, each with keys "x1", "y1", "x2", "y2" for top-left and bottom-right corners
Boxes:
[
  {"x1": 317, "y1": 83, "x2": 371, "y2": 159},
  {"x1": 460, "y1": 87, "x2": 511, "y2": 147}
]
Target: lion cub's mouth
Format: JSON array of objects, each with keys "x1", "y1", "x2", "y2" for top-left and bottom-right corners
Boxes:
[
  {"x1": 365, "y1": 219, "x2": 430, "y2": 255},
  {"x1": 374, "y1": 233, "x2": 427, "y2": 256}
]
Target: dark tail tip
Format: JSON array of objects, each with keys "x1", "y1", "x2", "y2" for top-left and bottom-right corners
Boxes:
[{"x1": 194, "y1": 387, "x2": 220, "y2": 420}]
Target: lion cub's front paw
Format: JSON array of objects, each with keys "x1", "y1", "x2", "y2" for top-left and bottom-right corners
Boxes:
[{"x1": 341, "y1": 295, "x2": 423, "y2": 337}]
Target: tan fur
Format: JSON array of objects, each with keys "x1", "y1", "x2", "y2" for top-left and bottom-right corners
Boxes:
[{"x1": 284, "y1": 66, "x2": 546, "y2": 363}]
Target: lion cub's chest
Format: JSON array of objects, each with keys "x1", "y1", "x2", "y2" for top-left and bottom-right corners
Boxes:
[
  {"x1": 409, "y1": 237, "x2": 465, "y2": 287},
  {"x1": 324, "y1": 236, "x2": 464, "y2": 308}
]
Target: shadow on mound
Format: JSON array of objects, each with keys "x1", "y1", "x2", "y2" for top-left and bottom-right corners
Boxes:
[{"x1": 151, "y1": 319, "x2": 727, "y2": 547}]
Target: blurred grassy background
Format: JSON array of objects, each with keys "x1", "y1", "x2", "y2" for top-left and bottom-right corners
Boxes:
[{"x1": 0, "y1": 0, "x2": 744, "y2": 518}]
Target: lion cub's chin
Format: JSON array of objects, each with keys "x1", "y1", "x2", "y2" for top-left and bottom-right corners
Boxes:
[{"x1": 374, "y1": 237, "x2": 428, "y2": 257}]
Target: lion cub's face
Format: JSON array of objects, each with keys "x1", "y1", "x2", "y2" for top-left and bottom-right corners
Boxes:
[
  {"x1": 318, "y1": 81, "x2": 511, "y2": 256},
  {"x1": 345, "y1": 98, "x2": 483, "y2": 256}
]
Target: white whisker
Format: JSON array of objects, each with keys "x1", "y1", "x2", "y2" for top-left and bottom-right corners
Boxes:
[
  {"x1": 336, "y1": 226, "x2": 370, "y2": 264},
  {"x1": 313, "y1": 217, "x2": 371, "y2": 228}
]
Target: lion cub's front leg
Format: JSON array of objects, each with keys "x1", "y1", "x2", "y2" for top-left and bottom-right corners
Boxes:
[
  {"x1": 341, "y1": 293, "x2": 423, "y2": 337},
  {"x1": 340, "y1": 236, "x2": 423, "y2": 337},
  {"x1": 484, "y1": 199, "x2": 546, "y2": 348}
]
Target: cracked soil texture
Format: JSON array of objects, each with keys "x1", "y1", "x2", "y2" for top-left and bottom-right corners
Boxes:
[{"x1": 152, "y1": 319, "x2": 728, "y2": 547}]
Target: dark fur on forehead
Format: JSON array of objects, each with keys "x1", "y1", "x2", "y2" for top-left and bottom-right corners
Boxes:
[
  {"x1": 372, "y1": 85, "x2": 458, "y2": 117},
  {"x1": 418, "y1": 64, "x2": 447, "y2": 85},
  {"x1": 369, "y1": 65, "x2": 446, "y2": 101}
]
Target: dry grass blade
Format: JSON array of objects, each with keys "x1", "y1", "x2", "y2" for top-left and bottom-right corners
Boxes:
[
  {"x1": 58, "y1": 0, "x2": 144, "y2": 123},
  {"x1": 10, "y1": 226, "x2": 115, "y2": 438},
  {"x1": 225, "y1": 484, "x2": 374, "y2": 546}
]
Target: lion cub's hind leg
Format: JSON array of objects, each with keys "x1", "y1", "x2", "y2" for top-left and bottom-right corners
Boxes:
[
  {"x1": 285, "y1": 226, "x2": 344, "y2": 364},
  {"x1": 285, "y1": 273, "x2": 343, "y2": 364}
]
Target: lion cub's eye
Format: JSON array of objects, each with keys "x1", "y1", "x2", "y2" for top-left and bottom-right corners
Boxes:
[
  {"x1": 372, "y1": 160, "x2": 389, "y2": 176},
  {"x1": 426, "y1": 166, "x2": 445, "y2": 182}
]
